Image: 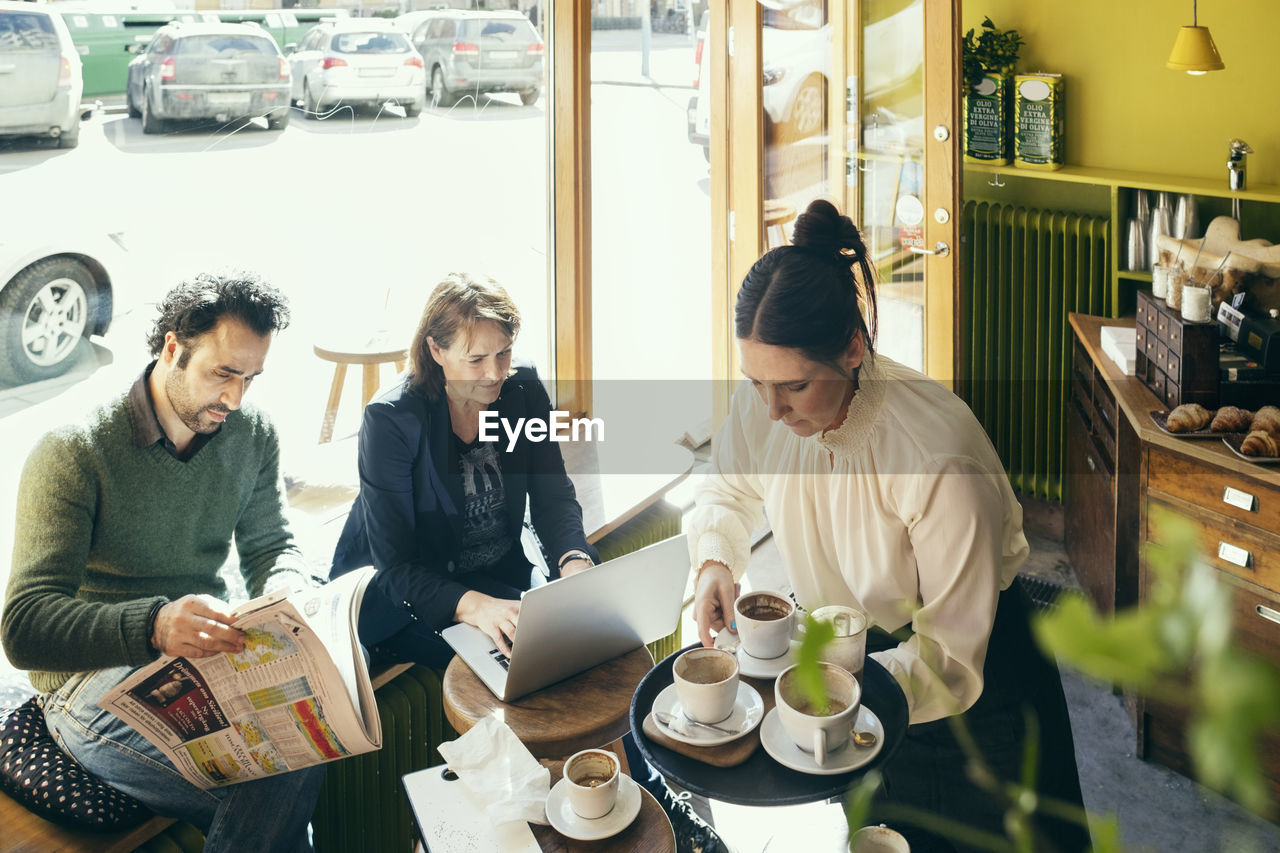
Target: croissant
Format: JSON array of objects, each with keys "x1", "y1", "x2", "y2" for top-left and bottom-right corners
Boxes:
[
  {"x1": 1210, "y1": 406, "x2": 1253, "y2": 433},
  {"x1": 1166, "y1": 403, "x2": 1212, "y2": 433},
  {"x1": 1251, "y1": 406, "x2": 1280, "y2": 437},
  {"x1": 1241, "y1": 430, "x2": 1280, "y2": 458}
]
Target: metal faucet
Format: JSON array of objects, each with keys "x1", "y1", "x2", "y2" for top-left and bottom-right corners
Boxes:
[{"x1": 1228, "y1": 139, "x2": 1253, "y2": 191}]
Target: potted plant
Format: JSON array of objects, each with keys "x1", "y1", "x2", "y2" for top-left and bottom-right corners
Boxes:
[{"x1": 962, "y1": 17, "x2": 1024, "y2": 166}]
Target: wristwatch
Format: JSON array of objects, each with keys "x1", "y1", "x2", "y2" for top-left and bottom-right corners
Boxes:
[{"x1": 557, "y1": 550, "x2": 593, "y2": 571}]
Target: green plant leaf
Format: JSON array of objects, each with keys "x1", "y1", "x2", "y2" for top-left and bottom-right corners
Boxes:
[
  {"x1": 1033, "y1": 595, "x2": 1170, "y2": 688},
  {"x1": 794, "y1": 615, "x2": 836, "y2": 713}
]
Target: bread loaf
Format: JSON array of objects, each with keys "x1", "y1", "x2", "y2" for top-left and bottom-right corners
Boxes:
[
  {"x1": 1210, "y1": 406, "x2": 1253, "y2": 433},
  {"x1": 1166, "y1": 403, "x2": 1212, "y2": 432},
  {"x1": 1251, "y1": 406, "x2": 1280, "y2": 437},
  {"x1": 1241, "y1": 430, "x2": 1280, "y2": 458}
]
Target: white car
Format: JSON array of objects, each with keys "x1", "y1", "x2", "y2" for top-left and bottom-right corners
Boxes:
[
  {"x1": 287, "y1": 18, "x2": 426, "y2": 118},
  {"x1": 0, "y1": 231, "x2": 130, "y2": 385},
  {"x1": 0, "y1": 0, "x2": 83, "y2": 148}
]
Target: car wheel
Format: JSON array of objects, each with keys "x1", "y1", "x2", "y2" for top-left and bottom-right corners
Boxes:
[
  {"x1": 127, "y1": 88, "x2": 141, "y2": 119},
  {"x1": 519, "y1": 88, "x2": 539, "y2": 106},
  {"x1": 431, "y1": 67, "x2": 454, "y2": 108},
  {"x1": 58, "y1": 121, "x2": 80, "y2": 149},
  {"x1": 304, "y1": 81, "x2": 321, "y2": 118},
  {"x1": 267, "y1": 107, "x2": 290, "y2": 130},
  {"x1": 0, "y1": 257, "x2": 97, "y2": 384},
  {"x1": 784, "y1": 74, "x2": 826, "y2": 142},
  {"x1": 404, "y1": 99, "x2": 424, "y2": 118},
  {"x1": 141, "y1": 86, "x2": 165, "y2": 134}
]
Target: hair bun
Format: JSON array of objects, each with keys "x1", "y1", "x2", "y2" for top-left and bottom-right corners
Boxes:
[{"x1": 791, "y1": 199, "x2": 862, "y2": 259}]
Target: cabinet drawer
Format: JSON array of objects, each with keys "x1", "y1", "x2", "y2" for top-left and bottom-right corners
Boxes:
[
  {"x1": 1147, "y1": 500, "x2": 1280, "y2": 590},
  {"x1": 1147, "y1": 447, "x2": 1280, "y2": 534}
]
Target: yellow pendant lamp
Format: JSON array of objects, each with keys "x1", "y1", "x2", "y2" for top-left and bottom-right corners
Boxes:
[{"x1": 1167, "y1": 0, "x2": 1225, "y2": 74}]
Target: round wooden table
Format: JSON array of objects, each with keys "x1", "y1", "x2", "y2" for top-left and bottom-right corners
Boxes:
[
  {"x1": 442, "y1": 646, "x2": 656, "y2": 760},
  {"x1": 531, "y1": 759, "x2": 675, "y2": 853},
  {"x1": 313, "y1": 333, "x2": 407, "y2": 443}
]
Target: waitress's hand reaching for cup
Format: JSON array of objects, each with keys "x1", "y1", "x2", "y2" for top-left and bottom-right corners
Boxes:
[
  {"x1": 693, "y1": 562, "x2": 739, "y2": 648},
  {"x1": 455, "y1": 591, "x2": 521, "y2": 656}
]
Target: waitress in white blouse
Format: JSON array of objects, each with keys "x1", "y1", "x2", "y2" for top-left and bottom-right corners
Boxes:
[{"x1": 687, "y1": 199, "x2": 1089, "y2": 853}]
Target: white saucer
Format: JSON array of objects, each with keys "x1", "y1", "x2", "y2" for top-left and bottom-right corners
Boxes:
[
  {"x1": 759, "y1": 705, "x2": 885, "y2": 775},
  {"x1": 545, "y1": 773, "x2": 642, "y2": 841},
  {"x1": 650, "y1": 682, "x2": 764, "y2": 747},
  {"x1": 714, "y1": 631, "x2": 798, "y2": 679}
]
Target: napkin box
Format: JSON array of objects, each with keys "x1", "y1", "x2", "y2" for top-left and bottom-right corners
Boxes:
[{"x1": 1100, "y1": 326, "x2": 1136, "y2": 376}]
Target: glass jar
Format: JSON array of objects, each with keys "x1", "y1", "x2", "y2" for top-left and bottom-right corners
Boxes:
[
  {"x1": 1152, "y1": 264, "x2": 1171, "y2": 299},
  {"x1": 1182, "y1": 284, "x2": 1212, "y2": 323},
  {"x1": 1166, "y1": 268, "x2": 1186, "y2": 311}
]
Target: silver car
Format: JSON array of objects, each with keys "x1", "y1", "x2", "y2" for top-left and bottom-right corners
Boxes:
[
  {"x1": 0, "y1": 0, "x2": 83, "y2": 149},
  {"x1": 410, "y1": 10, "x2": 543, "y2": 108},
  {"x1": 287, "y1": 19, "x2": 426, "y2": 119}
]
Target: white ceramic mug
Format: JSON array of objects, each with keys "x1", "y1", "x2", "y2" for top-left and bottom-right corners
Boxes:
[
  {"x1": 811, "y1": 605, "x2": 868, "y2": 681},
  {"x1": 563, "y1": 749, "x2": 620, "y2": 820},
  {"x1": 672, "y1": 647, "x2": 739, "y2": 724},
  {"x1": 775, "y1": 663, "x2": 861, "y2": 766},
  {"x1": 850, "y1": 824, "x2": 911, "y2": 852},
  {"x1": 734, "y1": 590, "x2": 795, "y2": 660}
]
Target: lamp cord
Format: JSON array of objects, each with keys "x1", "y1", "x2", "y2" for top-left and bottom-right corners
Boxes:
[{"x1": 1193, "y1": 0, "x2": 1198, "y2": 26}]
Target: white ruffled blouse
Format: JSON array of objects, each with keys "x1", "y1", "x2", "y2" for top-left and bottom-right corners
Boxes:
[{"x1": 687, "y1": 353, "x2": 1029, "y2": 724}]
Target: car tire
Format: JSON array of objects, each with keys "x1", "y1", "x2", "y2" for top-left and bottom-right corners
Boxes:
[
  {"x1": 404, "y1": 99, "x2": 424, "y2": 118},
  {"x1": 519, "y1": 89, "x2": 539, "y2": 106},
  {"x1": 127, "y1": 89, "x2": 141, "y2": 119},
  {"x1": 784, "y1": 74, "x2": 826, "y2": 142},
  {"x1": 0, "y1": 257, "x2": 97, "y2": 384},
  {"x1": 431, "y1": 67, "x2": 454, "y2": 108},
  {"x1": 267, "y1": 107, "x2": 290, "y2": 130},
  {"x1": 141, "y1": 86, "x2": 165, "y2": 135},
  {"x1": 58, "y1": 121, "x2": 80, "y2": 149},
  {"x1": 304, "y1": 81, "x2": 322, "y2": 118}
]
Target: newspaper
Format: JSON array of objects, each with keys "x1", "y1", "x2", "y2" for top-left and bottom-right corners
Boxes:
[{"x1": 98, "y1": 566, "x2": 380, "y2": 790}]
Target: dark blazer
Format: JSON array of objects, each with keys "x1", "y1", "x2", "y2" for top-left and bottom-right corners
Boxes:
[{"x1": 331, "y1": 362, "x2": 596, "y2": 629}]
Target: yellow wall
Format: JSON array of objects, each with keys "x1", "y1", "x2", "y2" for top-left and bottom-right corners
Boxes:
[{"x1": 963, "y1": 0, "x2": 1279, "y2": 185}]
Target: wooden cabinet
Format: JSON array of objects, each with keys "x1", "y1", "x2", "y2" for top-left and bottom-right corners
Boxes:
[
  {"x1": 1068, "y1": 312, "x2": 1280, "y2": 798},
  {"x1": 1135, "y1": 289, "x2": 1220, "y2": 408}
]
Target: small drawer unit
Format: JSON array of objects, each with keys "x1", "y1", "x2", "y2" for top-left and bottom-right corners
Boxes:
[{"x1": 1135, "y1": 288, "x2": 1219, "y2": 408}]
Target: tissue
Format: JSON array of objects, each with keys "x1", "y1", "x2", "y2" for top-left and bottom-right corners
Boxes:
[{"x1": 437, "y1": 715, "x2": 552, "y2": 825}]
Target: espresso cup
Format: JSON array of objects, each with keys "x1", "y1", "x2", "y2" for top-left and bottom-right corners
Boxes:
[
  {"x1": 672, "y1": 647, "x2": 739, "y2": 724},
  {"x1": 775, "y1": 662, "x2": 861, "y2": 766},
  {"x1": 850, "y1": 824, "x2": 911, "y2": 852},
  {"x1": 811, "y1": 605, "x2": 868, "y2": 681},
  {"x1": 734, "y1": 590, "x2": 795, "y2": 660},
  {"x1": 563, "y1": 748, "x2": 620, "y2": 820}
]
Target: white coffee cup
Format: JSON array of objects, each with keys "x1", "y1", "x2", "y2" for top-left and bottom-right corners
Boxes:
[
  {"x1": 850, "y1": 824, "x2": 911, "y2": 852},
  {"x1": 775, "y1": 662, "x2": 862, "y2": 766},
  {"x1": 811, "y1": 605, "x2": 868, "y2": 681},
  {"x1": 563, "y1": 749, "x2": 620, "y2": 820},
  {"x1": 734, "y1": 590, "x2": 795, "y2": 660},
  {"x1": 672, "y1": 647, "x2": 739, "y2": 724}
]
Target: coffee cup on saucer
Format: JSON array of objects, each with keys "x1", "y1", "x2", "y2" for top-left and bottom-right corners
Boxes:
[
  {"x1": 734, "y1": 590, "x2": 795, "y2": 660},
  {"x1": 850, "y1": 824, "x2": 911, "y2": 852},
  {"x1": 672, "y1": 647, "x2": 739, "y2": 724},
  {"x1": 563, "y1": 748, "x2": 619, "y2": 820},
  {"x1": 774, "y1": 662, "x2": 861, "y2": 766}
]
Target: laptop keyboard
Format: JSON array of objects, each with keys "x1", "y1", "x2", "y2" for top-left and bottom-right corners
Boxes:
[{"x1": 488, "y1": 648, "x2": 511, "y2": 670}]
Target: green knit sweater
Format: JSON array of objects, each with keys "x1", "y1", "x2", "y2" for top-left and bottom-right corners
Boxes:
[{"x1": 2, "y1": 392, "x2": 311, "y2": 693}]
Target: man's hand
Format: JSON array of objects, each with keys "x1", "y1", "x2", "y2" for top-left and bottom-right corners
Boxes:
[
  {"x1": 455, "y1": 591, "x2": 521, "y2": 656},
  {"x1": 152, "y1": 595, "x2": 245, "y2": 658},
  {"x1": 693, "y1": 562, "x2": 739, "y2": 648}
]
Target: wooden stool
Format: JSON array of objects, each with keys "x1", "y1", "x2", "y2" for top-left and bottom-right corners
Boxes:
[
  {"x1": 442, "y1": 646, "x2": 654, "y2": 762},
  {"x1": 763, "y1": 199, "x2": 797, "y2": 247},
  {"x1": 313, "y1": 337, "x2": 407, "y2": 444}
]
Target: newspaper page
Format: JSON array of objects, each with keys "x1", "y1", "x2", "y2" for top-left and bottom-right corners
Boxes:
[{"x1": 97, "y1": 567, "x2": 381, "y2": 789}]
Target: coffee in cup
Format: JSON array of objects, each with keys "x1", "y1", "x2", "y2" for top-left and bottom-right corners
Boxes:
[
  {"x1": 734, "y1": 590, "x2": 795, "y2": 659},
  {"x1": 563, "y1": 748, "x2": 620, "y2": 819},
  {"x1": 672, "y1": 647, "x2": 739, "y2": 724},
  {"x1": 774, "y1": 662, "x2": 862, "y2": 766}
]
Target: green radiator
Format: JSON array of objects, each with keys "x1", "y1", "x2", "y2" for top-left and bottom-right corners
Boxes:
[{"x1": 960, "y1": 201, "x2": 1112, "y2": 501}]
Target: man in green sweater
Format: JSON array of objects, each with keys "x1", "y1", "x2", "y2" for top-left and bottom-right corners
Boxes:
[{"x1": 2, "y1": 272, "x2": 324, "y2": 853}]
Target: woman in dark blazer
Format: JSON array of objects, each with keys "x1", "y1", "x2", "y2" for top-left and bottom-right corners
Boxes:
[{"x1": 331, "y1": 273, "x2": 597, "y2": 667}]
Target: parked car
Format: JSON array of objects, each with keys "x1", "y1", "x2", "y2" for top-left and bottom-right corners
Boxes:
[
  {"x1": 287, "y1": 19, "x2": 425, "y2": 119},
  {"x1": 0, "y1": 230, "x2": 130, "y2": 385},
  {"x1": 409, "y1": 9, "x2": 543, "y2": 108},
  {"x1": 0, "y1": 0, "x2": 83, "y2": 149},
  {"x1": 125, "y1": 22, "x2": 292, "y2": 134}
]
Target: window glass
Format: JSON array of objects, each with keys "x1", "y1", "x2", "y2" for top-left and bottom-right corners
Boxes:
[
  {"x1": 333, "y1": 32, "x2": 410, "y2": 55},
  {"x1": 176, "y1": 35, "x2": 277, "y2": 55},
  {"x1": 0, "y1": 12, "x2": 58, "y2": 53}
]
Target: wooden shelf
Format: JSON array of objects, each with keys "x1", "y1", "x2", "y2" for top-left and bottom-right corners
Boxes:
[
  {"x1": 964, "y1": 163, "x2": 1280, "y2": 204},
  {"x1": 1117, "y1": 270, "x2": 1154, "y2": 282}
]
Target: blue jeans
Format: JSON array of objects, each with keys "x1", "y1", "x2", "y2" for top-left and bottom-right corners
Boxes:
[{"x1": 41, "y1": 666, "x2": 326, "y2": 853}]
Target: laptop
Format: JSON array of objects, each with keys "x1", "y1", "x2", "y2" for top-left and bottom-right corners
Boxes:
[{"x1": 441, "y1": 534, "x2": 689, "y2": 701}]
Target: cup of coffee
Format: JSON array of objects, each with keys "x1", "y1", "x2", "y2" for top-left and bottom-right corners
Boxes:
[
  {"x1": 811, "y1": 605, "x2": 868, "y2": 681},
  {"x1": 734, "y1": 590, "x2": 795, "y2": 660},
  {"x1": 563, "y1": 748, "x2": 620, "y2": 820},
  {"x1": 850, "y1": 824, "x2": 911, "y2": 852},
  {"x1": 672, "y1": 647, "x2": 739, "y2": 724},
  {"x1": 774, "y1": 662, "x2": 861, "y2": 766}
]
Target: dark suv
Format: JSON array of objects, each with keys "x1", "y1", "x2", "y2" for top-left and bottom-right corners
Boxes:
[
  {"x1": 126, "y1": 22, "x2": 291, "y2": 134},
  {"x1": 410, "y1": 10, "x2": 543, "y2": 108}
]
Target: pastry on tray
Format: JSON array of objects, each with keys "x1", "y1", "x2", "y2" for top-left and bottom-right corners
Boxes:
[
  {"x1": 1166, "y1": 403, "x2": 1212, "y2": 433},
  {"x1": 1241, "y1": 430, "x2": 1280, "y2": 458},
  {"x1": 1210, "y1": 406, "x2": 1253, "y2": 433},
  {"x1": 1251, "y1": 406, "x2": 1280, "y2": 437}
]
